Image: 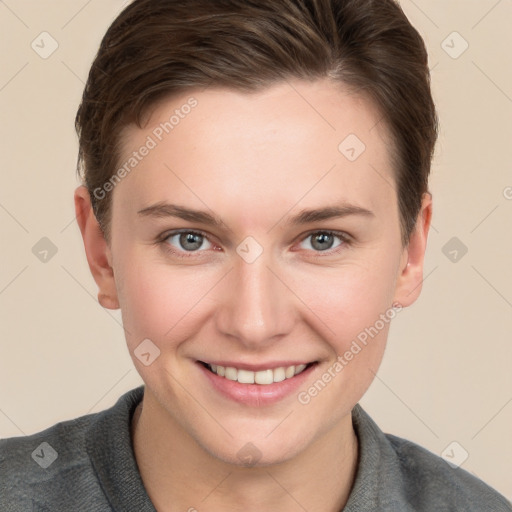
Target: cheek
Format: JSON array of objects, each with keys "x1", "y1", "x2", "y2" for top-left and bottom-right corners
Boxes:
[
  {"x1": 115, "y1": 235, "x2": 400, "y2": 362},
  {"x1": 290, "y1": 258, "x2": 400, "y2": 415},
  {"x1": 289, "y1": 252, "x2": 399, "y2": 350},
  {"x1": 115, "y1": 251, "x2": 217, "y2": 352}
]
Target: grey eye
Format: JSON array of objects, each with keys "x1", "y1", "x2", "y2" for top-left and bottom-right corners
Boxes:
[
  {"x1": 166, "y1": 232, "x2": 213, "y2": 252},
  {"x1": 300, "y1": 232, "x2": 343, "y2": 252}
]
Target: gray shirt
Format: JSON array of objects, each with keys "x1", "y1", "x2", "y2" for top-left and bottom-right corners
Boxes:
[{"x1": 1, "y1": 386, "x2": 510, "y2": 511}]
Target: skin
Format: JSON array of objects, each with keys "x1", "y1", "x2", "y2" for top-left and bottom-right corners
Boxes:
[{"x1": 75, "y1": 78, "x2": 432, "y2": 512}]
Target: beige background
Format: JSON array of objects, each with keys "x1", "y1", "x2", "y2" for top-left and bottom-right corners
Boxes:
[{"x1": 1, "y1": 0, "x2": 511, "y2": 501}]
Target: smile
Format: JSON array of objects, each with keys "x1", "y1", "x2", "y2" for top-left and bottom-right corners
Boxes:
[
  {"x1": 204, "y1": 363, "x2": 310, "y2": 385},
  {"x1": 197, "y1": 360, "x2": 317, "y2": 406}
]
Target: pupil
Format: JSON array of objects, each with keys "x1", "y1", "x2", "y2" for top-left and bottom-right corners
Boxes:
[
  {"x1": 312, "y1": 233, "x2": 333, "y2": 251},
  {"x1": 180, "y1": 232, "x2": 203, "y2": 251}
]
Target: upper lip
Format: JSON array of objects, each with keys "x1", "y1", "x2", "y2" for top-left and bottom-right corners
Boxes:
[{"x1": 198, "y1": 360, "x2": 316, "y2": 371}]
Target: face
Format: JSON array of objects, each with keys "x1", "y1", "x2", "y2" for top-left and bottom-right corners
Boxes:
[{"x1": 76, "y1": 78, "x2": 431, "y2": 466}]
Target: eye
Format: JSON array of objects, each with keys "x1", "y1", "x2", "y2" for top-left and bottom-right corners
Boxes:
[
  {"x1": 158, "y1": 229, "x2": 350, "y2": 259},
  {"x1": 164, "y1": 230, "x2": 214, "y2": 253},
  {"x1": 298, "y1": 231, "x2": 348, "y2": 253}
]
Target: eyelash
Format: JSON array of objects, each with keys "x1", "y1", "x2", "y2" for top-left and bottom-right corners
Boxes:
[{"x1": 156, "y1": 229, "x2": 352, "y2": 259}]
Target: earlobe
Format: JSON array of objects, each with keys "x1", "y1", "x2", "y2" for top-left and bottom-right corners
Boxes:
[
  {"x1": 74, "y1": 186, "x2": 120, "y2": 310},
  {"x1": 393, "y1": 193, "x2": 433, "y2": 307}
]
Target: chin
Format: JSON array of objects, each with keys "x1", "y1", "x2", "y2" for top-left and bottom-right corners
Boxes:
[{"x1": 197, "y1": 426, "x2": 312, "y2": 469}]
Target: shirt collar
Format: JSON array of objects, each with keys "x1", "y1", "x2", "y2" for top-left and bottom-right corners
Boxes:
[
  {"x1": 87, "y1": 385, "x2": 155, "y2": 511},
  {"x1": 87, "y1": 385, "x2": 393, "y2": 511}
]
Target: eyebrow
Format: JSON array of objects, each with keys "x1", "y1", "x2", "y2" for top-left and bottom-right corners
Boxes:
[{"x1": 137, "y1": 201, "x2": 374, "y2": 227}]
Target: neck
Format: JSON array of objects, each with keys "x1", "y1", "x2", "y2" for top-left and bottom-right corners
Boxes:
[{"x1": 132, "y1": 393, "x2": 358, "y2": 512}]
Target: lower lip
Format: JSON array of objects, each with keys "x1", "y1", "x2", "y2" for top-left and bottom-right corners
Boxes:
[{"x1": 197, "y1": 362, "x2": 316, "y2": 406}]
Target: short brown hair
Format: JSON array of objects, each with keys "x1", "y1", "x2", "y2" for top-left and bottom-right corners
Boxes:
[{"x1": 75, "y1": 0, "x2": 438, "y2": 245}]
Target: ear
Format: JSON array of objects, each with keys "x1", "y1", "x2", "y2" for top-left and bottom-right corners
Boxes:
[
  {"x1": 393, "y1": 192, "x2": 433, "y2": 307},
  {"x1": 74, "y1": 185, "x2": 119, "y2": 310}
]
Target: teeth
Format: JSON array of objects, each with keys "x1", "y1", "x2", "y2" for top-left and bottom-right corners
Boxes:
[
  {"x1": 285, "y1": 366, "x2": 295, "y2": 379},
  {"x1": 295, "y1": 364, "x2": 306, "y2": 375},
  {"x1": 254, "y1": 369, "x2": 273, "y2": 385},
  {"x1": 207, "y1": 363, "x2": 309, "y2": 385},
  {"x1": 273, "y1": 367, "x2": 286, "y2": 382},
  {"x1": 237, "y1": 369, "x2": 255, "y2": 384},
  {"x1": 225, "y1": 367, "x2": 237, "y2": 381}
]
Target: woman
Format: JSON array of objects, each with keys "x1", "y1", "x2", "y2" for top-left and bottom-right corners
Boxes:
[{"x1": 1, "y1": 0, "x2": 510, "y2": 510}]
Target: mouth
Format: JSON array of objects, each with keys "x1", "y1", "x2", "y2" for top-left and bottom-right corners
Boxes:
[
  {"x1": 197, "y1": 359, "x2": 318, "y2": 405},
  {"x1": 199, "y1": 361, "x2": 315, "y2": 385}
]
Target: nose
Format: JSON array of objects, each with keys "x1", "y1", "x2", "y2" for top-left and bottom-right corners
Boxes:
[{"x1": 214, "y1": 251, "x2": 296, "y2": 349}]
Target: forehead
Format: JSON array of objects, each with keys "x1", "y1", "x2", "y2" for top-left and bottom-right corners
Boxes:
[{"x1": 114, "y1": 79, "x2": 396, "y2": 225}]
